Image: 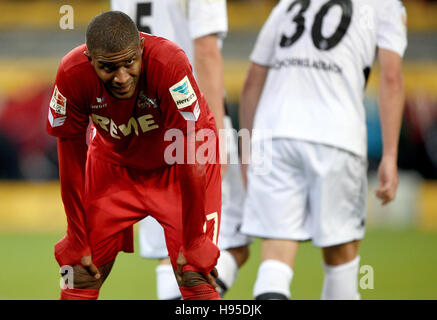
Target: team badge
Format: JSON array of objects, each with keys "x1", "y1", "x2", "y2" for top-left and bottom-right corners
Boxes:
[{"x1": 137, "y1": 91, "x2": 159, "y2": 109}]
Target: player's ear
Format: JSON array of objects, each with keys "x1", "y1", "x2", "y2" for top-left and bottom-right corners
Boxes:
[
  {"x1": 83, "y1": 51, "x2": 92, "y2": 62},
  {"x1": 139, "y1": 38, "x2": 145, "y2": 54}
]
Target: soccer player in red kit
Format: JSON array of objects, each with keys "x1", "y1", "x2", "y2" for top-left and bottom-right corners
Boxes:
[{"x1": 46, "y1": 11, "x2": 222, "y2": 300}]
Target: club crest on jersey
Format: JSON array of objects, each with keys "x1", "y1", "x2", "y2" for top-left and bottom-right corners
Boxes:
[
  {"x1": 49, "y1": 85, "x2": 66, "y2": 115},
  {"x1": 169, "y1": 75, "x2": 197, "y2": 109},
  {"x1": 91, "y1": 96, "x2": 107, "y2": 109},
  {"x1": 137, "y1": 91, "x2": 159, "y2": 109}
]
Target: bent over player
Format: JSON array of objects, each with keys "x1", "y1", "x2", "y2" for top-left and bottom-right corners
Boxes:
[
  {"x1": 111, "y1": 0, "x2": 250, "y2": 299},
  {"x1": 240, "y1": 0, "x2": 407, "y2": 299},
  {"x1": 47, "y1": 11, "x2": 222, "y2": 300}
]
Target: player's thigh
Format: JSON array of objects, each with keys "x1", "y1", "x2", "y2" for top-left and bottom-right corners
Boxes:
[
  {"x1": 241, "y1": 138, "x2": 310, "y2": 241},
  {"x1": 305, "y1": 143, "x2": 368, "y2": 248},
  {"x1": 84, "y1": 155, "x2": 147, "y2": 266}
]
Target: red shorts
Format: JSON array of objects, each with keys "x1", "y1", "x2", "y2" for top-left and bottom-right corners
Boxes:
[{"x1": 56, "y1": 153, "x2": 221, "y2": 272}]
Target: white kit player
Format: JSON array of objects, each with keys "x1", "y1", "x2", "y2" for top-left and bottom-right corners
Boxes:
[
  {"x1": 110, "y1": 0, "x2": 251, "y2": 299},
  {"x1": 240, "y1": 0, "x2": 407, "y2": 299}
]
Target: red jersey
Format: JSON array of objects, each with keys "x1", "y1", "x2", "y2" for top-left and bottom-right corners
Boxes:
[
  {"x1": 47, "y1": 33, "x2": 222, "y2": 277},
  {"x1": 47, "y1": 32, "x2": 216, "y2": 170}
]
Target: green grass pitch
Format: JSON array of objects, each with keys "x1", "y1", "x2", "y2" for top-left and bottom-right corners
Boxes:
[{"x1": 0, "y1": 228, "x2": 436, "y2": 300}]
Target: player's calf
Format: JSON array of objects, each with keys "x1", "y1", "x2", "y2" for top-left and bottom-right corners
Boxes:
[
  {"x1": 321, "y1": 256, "x2": 361, "y2": 300},
  {"x1": 156, "y1": 263, "x2": 182, "y2": 300},
  {"x1": 253, "y1": 259, "x2": 293, "y2": 300},
  {"x1": 215, "y1": 246, "x2": 250, "y2": 297}
]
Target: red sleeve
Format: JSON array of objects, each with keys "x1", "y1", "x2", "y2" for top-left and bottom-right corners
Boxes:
[
  {"x1": 177, "y1": 161, "x2": 219, "y2": 275},
  {"x1": 157, "y1": 50, "x2": 219, "y2": 274},
  {"x1": 46, "y1": 61, "x2": 90, "y2": 138},
  {"x1": 56, "y1": 135, "x2": 91, "y2": 265}
]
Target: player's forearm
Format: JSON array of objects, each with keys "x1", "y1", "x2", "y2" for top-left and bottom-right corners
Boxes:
[
  {"x1": 194, "y1": 35, "x2": 225, "y2": 133},
  {"x1": 239, "y1": 63, "x2": 269, "y2": 136},
  {"x1": 57, "y1": 136, "x2": 90, "y2": 254},
  {"x1": 378, "y1": 67, "x2": 405, "y2": 161}
]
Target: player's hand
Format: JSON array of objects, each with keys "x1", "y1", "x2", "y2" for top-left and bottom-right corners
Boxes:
[
  {"x1": 80, "y1": 255, "x2": 101, "y2": 280},
  {"x1": 375, "y1": 156, "x2": 399, "y2": 205},
  {"x1": 176, "y1": 251, "x2": 219, "y2": 289}
]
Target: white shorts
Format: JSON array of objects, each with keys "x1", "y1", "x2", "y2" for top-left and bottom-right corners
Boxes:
[
  {"x1": 241, "y1": 138, "x2": 367, "y2": 248},
  {"x1": 139, "y1": 116, "x2": 251, "y2": 259}
]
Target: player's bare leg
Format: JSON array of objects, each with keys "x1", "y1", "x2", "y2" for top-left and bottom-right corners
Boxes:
[
  {"x1": 60, "y1": 260, "x2": 115, "y2": 300},
  {"x1": 215, "y1": 245, "x2": 250, "y2": 297},
  {"x1": 321, "y1": 240, "x2": 362, "y2": 300},
  {"x1": 322, "y1": 240, "x2": 361, "y2": 266},
  {"x1": 156, "y1": 257, "x2": 182, "y2": 300},
  {"x1": 227, "y1": 245, "x2": 250, "y2": 267},
  {"x1": 253, "y1": 239, "x2": 298, "y2": 300}
]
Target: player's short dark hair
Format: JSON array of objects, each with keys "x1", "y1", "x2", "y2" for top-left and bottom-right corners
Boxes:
[{"x1": 86, "y1": 11, "x2": 140, "y2": 54}]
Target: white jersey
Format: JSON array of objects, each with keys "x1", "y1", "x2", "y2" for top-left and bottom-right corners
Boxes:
[
  {"x1": 250, "y1": 0, "x2": 407, "y2": 157},
  {"x1": 110, "y1": 0, "x2": 228, "y2": 63}
]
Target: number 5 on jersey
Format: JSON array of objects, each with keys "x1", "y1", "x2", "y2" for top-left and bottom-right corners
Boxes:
[{"x1": 136, "y1": 2, "x2": 152, "y2": 34}]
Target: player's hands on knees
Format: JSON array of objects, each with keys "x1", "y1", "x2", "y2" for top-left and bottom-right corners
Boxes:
[
  {"x1": 181, "y1": 236, "x2": 220, "y2": 273},
  {"x1": 80, "y1": 255, "x2": 101, "y2": 280},
  {"x1": 375, "y1": 156, "x2": 399, "y2": 205},
  {"x1": 176, "y1": 251, "x2": 219, "y2": 289}
]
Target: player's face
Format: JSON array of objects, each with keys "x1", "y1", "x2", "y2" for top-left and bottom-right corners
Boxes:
[{"x1": 89, "y1": 39, "x2": 144, "y2": 99}]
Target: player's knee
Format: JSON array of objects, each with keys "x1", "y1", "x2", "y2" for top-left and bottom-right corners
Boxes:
[
  {"x1": 68, "y1": 261, "x2": 114, "y2": 290},
  {"x1": 227, "y1": 245, "x2": 250, "y2": 267},
  {"x1": 70, "y1": 265, "x2": 103, "y2": 289},
  {"x1": 322, "y1": 240, "x2": 360, "y2": 266}
]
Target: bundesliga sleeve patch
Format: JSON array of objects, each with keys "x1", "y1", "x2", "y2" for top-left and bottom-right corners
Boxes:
[
  {"x1": 50, "y1": 85, "x2": 67, "y2": 115},
  {"x1": 48, "y1": 85, "x2": 67, "y2": 127},
  {"x1": 169, "y1": 75, "x2": 198, "y2": 110},
  {"x1": 48, "y1": 109, "x2": 66, "y2": 127}
]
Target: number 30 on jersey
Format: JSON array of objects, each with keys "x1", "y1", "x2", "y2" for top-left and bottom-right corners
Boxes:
[{"x1": 280, "y1": 0, "x2": 352, "y2": 51}]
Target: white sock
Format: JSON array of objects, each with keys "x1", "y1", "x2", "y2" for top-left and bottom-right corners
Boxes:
[
  {"x1": 321, "y1": 256, "x2": 361, "y2": 300},
  {"x1": 253, "y1": 259, "x2": 293, "y2": 300},
  {"x1": 216, "y1": 250, "x2": 239, "y2": 296},
  {"x1": 156, "y1": 264, "x2": 181, "y2": 300}
]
